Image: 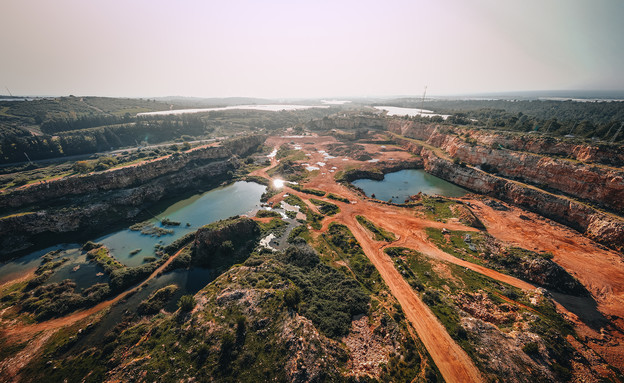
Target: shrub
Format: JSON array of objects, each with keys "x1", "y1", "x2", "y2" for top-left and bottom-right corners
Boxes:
[
  {"x1": 178, "y1": 295, "x2": 196, "y2": 312},
  {"x1": 283, "y1": 287, "x2": 301, "y2": 309},
  {"x1": 522, "y1": 342, "x2": 539, "y2": 356}
]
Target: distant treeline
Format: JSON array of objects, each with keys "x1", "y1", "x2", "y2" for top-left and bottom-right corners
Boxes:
[
  {"x1": 388, "y1": 99, "x2": 624, "y2": 142},
  {"x1": 40, "y1": 114, "x2": 134, "y2": 134},
  {"x1": 0, "y1": 116, "x2": 209, "y2": 164}
]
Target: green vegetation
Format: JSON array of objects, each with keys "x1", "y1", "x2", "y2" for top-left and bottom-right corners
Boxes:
[
  {"x1": 266, "y1": 159, "x2": 307, "y2": 182},
  {"x1": 274, "y1": 143, "x2": 307, "y2": 161},
  {"x1": 322, "y1": 223, "x2": 384, "y2": 293},
  {"x1": 243, "y1": 175, "x2": 269, "y2": 186},
  {"x1": 309, "y1": 198, "x2": 340, "y2": 216},
  {"x1": 191, "y1": 217, "x2": 261, "y2": 270},
  {"x1": 255, "y1": 209, "x2": 282, "y2": 218},
  {"x1": 356, "y1": 215, "x2": 397, "y2": 242},
  {"x1": 277, "y1": 245, "x2": 370, "y2": 338},
  {"x1": 137, "y1": 284, "x2": 179, "y2": 315},
  {"x1": 259, "y1": 186, "x2": 279, "y2": 202},
  {"x1": 109, "y1": 261, "x2": 161, "y2": 292},
  {"x1": 257, "y1": 218, "x2": 288, "y2": 237},
  {"x1": 326, "y1": 193, "x2": 349, "y2": 203},
  {"x1": 420, "y1": 196, "x2": 457, "y2": 221},
  {"x1": 129, "y1": 220, "x2": 174, "y2": 237},
  {"x1": 425, "y1": 228, "x2": 588, "y2": 295},
  {"x1": 86, "y1": 246, "x2": 124, "y2": 274},
  {"x1": 177, "y1": 295, "x2": 196, "y2": 312},
  {"x1": 287, "y1": 224, "x2": 312, "y2": 244},
  {"x1": 284, "y1": 194, "x2": 324, "y2": 229},
  {"x1": 391, "y1": 98, "x2": 624, "y2": 143},
  {"x1": 161, "y1": 218, "x2": 181, "y2": 226},
  {"x1": 384, "y1": 246, "x2": 578, "y2": 379},
  {"x1": 288, "y1": 184, "x2": 326, "y2": 196}
]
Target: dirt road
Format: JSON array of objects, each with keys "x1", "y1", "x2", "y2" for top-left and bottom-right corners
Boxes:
[{"x1": 0, "y1": 247, "x2": 187, "y2": 382}]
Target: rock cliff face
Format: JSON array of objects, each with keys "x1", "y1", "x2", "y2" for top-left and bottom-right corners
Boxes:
[
  {"x1": 465, "y1": 129, "x2": 624, "y2": 167},
  {"x1": 0, "y1": 135, "x2": 265, "y2": 211},
  {"x1": 388, "y1": 121, "x2": 624, "y2": 214},
  {"x1": 386, "y1": 120, "x2": 624, "y2": 167},
  {"x1": 406, "y1": 144, "x2": 624, "y2": 252},
  {"x1": 0, "y1": 158, "x2": 238, "y2": 257},
  {"x1": 0, "y1": 135, "x2": 266, "y2": 258}
]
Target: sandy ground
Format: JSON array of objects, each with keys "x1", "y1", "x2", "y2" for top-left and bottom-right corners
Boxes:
[
  {"x1": 2, "y1": 134, "x2": 623, "y2": 380},
  {"x1": 266, "y1": 134, "x2": 624, "y2": 377}
]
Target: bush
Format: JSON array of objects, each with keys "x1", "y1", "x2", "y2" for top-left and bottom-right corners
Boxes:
[
  {"x1": 283, "y1": 286, "x2": 301, "y2": 309},
  {"x1": 256, "y1": 210, "x2": 282, "y2": 218},
  {"x1": 178, "y1": 295, "x2": 196, "y2": 312},
  {"x1": 522, "y1": 342, "x2": 539, "y2": 356}
]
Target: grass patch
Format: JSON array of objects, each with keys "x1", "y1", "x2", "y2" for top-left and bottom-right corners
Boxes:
[
  {"x1": 421, "y1": 196, "x2": 457, "y2": 221},
  {"x1": 309, "y1": 198, "x2": 340, "y2": 216},
  {"x1": 322, "y1": 223, "x2": 384, "y2": 293},
  {"x1": 356, "y1": 215, "x2": 397, "y2": 242},
  {"x1": 255, "y1": 209, "x2": 282, "y2": 219},
  {"x1": 289, "y1": 184, "x2": 326, "y2": 196},
  {"x1": 326, "y1": 193, "x2": 349, "y2": 203},
  {"x1": 86, "y1": 246, "x2": 125, "y2": 274},
  {"x1": 257, "y1": 218, "x2": 288, "y2": 237}
]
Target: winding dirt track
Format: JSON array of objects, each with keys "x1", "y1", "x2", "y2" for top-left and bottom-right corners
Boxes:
[
  {"x1": 262, "y1": 142, "x2": 485, "y2": 382},
  {"x1": 3, "y1": 134, "x2": 624, "y2": 379},
  {"x1": 342, "y1": 212, "x2": 484, "y2": 383},
  {"x1": 268, "y1": 135, "x2": 624, "y2": 377},
  {"x1": 0, "y1": 247, "x2": 187, "y2": 382}
]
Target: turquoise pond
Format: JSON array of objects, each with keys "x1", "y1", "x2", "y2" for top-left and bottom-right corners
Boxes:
[
  {"x1": 352, "y1": 169, "x2": 467, "y2": 202},
  {"x1": 0, "y1": 180, "x2": 267, "y2": 336},
  {"x1": 0, "y1": 181, "x2": 266, "y2": 286}
]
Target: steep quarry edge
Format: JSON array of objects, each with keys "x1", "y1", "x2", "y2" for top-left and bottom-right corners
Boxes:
[
  {"x1": 407, "y1": 142, "x2": 624, "y2": 252},
  {"x1": 0, "y1": 158, "x2": 238, "y2": 258},
  {"x1": 0, "y1": 134, "x2": 266, "y2": 211},
  {"x1": 387, "y1": 121, "x2": 624, "y2": 214}
]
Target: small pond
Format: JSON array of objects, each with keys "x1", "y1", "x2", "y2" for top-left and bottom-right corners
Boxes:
[{"x1": 352, "y1": 169, "x2": 467, "y2": 202}]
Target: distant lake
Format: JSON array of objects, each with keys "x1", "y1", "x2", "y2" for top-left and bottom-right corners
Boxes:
[
  {"x1": 353, "y1": 169, "x2": 467, "y2": 202},
  {"x1": 374, "y1": 106, "x2": 450, "y2": 120},
  {"x1": 137, "y1": 104, "x2": 329, "y2": 116}
]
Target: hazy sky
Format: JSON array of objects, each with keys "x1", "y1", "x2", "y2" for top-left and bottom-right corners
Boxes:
[{"x1": 1, "y1": 0, "x2": 623, "y2": 98}]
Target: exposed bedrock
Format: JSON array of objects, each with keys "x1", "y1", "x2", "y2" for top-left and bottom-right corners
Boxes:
[
  {"x1": 413, "y1": 146, "x2": 624, "y2": 252},
  {"x1": 0, "y1": 134, "x2": 265, "y2": 211},
  {"x1": 387, "y1": 121, "x2": 624, "y2": 215},
  {"x1": 0, "y1": 158, "x2": 239, "y2": 257},
  {"x1": 386, "y1": 120, "x2": 624, "y2": 167}
]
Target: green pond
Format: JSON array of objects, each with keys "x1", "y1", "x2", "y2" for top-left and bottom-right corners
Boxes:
[{"x1": 352, "y1": 169, "x2": 467, "y2": 202}]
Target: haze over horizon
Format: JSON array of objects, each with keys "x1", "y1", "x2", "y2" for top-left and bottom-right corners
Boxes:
[{"x1": 2, "y1": 0, "x2": 623, "y2": 99}]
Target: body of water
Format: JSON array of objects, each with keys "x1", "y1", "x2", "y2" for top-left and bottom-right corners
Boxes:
[
  {"x1": 352, "y1": 169, "x2": 467, "y2": 202},
  {"x1": 137, "y1": 104, "x2": 329, "y2": 116},
  {"x1": 97, "y1": 180, "x2": 266, "y2": 267},
  {"x1": 0, "y1": 180, "x2": 266, "y2": 282}
]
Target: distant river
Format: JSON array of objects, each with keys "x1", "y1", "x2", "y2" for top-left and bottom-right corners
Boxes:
[
  {"x1": 353, "y1": 169, "x2": 467, "y2": 202},
  {"x1": 137, "y1": 104, "x2": 329, "y2": 116}
]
